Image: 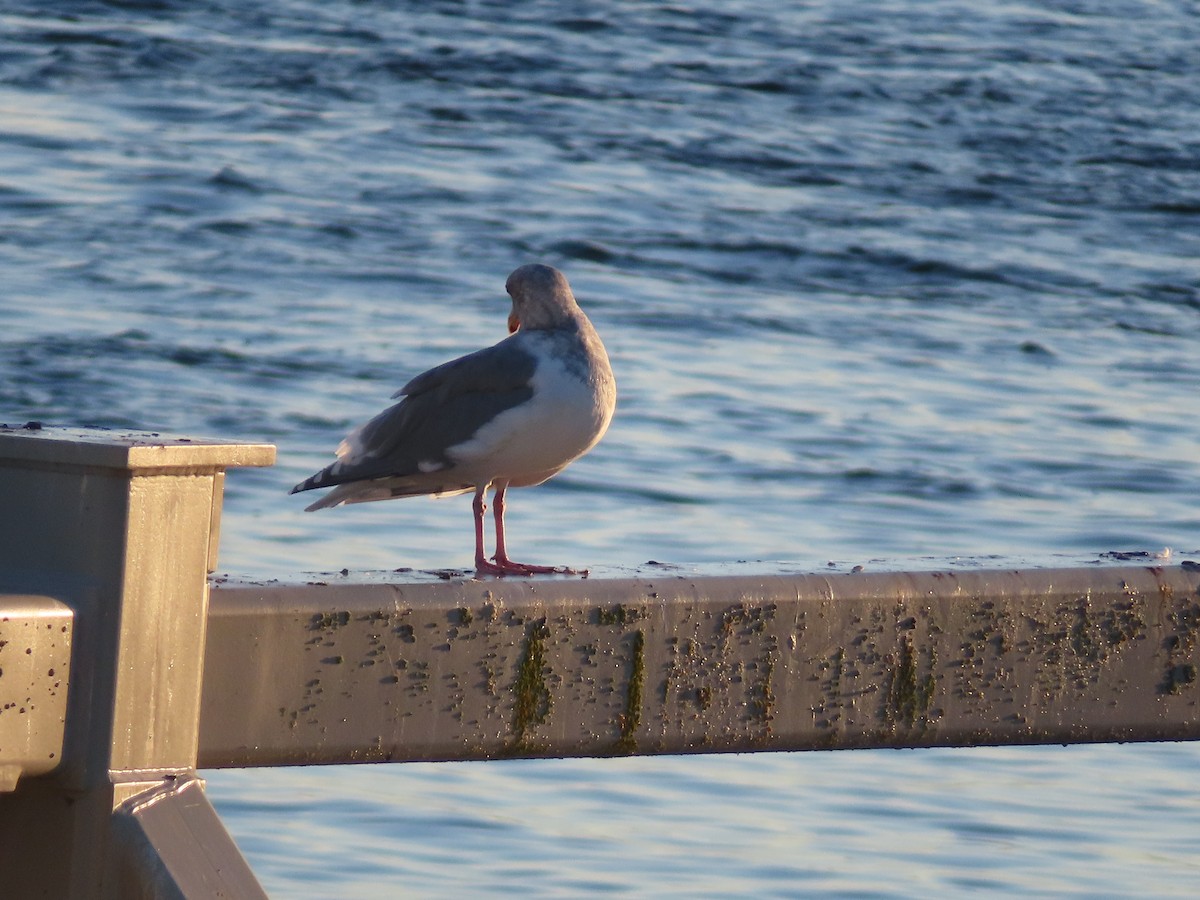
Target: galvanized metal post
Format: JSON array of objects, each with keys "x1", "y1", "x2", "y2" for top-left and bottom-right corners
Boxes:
[{"x1": 0, "y1": 426, "x2": 274, "y2": 898}]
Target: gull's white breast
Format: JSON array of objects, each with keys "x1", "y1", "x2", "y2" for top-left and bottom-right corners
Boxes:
[{"x1": 445, "y1": 332, "x2": 613, "y2": 486}]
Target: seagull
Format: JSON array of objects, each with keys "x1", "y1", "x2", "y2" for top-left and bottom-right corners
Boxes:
[{"x1": 290, "y1": 264, "x2": 616, "y2": 576}]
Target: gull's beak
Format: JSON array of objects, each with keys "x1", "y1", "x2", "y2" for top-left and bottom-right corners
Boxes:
[{"x1": 508, "y1": 310, "x2": 520, "y2": 334}]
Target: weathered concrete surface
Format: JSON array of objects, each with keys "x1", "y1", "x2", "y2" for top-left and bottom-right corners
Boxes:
[{"x1": 199, "y1": 565, "x2": 1200, "y2": 767}]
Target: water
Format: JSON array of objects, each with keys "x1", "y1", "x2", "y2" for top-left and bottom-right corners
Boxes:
[
  {"x1": 210, "y1": 745, "x2": 1200, "y2": 897},
  {"x1": 3, "y1": 1, "x2": 1199, "y2": 895}
]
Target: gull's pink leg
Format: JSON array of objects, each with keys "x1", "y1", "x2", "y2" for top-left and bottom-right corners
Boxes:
[
  {"x1": 472, "y1": 485, "x2": 507, "y2": 576},
  {"x1": 491, "y1": 482, "x2": 574, "y2": 575}
]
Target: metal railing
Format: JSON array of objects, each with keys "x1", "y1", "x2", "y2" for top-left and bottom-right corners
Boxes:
[{"x1": 2, "y1": 426, "x2": 1198, "y2": 897}]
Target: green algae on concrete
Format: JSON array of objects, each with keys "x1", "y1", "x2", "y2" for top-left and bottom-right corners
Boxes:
[
  {"x1": 885, "y1": 636, "x2": 935, "y2": 729},
  {"x1": 511, "y1": 618, "x2": 552, "y2": 749},
  {"x1": 614, "y1": 630, "x2": 646, "y2": 755}
]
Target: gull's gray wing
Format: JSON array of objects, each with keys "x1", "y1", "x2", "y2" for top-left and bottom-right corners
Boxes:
[{"x1": 291, "y1": 337, "x2": 537, "y2": 493}]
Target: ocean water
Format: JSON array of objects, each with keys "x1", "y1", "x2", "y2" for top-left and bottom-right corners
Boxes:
[{"x1": 3, "y1": 1, "x2": 1199, "y2": 896}]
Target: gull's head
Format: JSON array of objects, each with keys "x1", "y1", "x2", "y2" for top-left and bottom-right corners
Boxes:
[{"x1": 505, "y1": 264, "x2": 578, "y2": 332}]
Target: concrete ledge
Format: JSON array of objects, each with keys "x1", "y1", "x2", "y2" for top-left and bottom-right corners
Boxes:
[{"x1": 199, "y1": 565, "x2": 1200, "y2": 767}]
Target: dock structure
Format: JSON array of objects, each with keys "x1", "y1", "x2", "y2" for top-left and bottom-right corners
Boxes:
[{"x1": 2, "y1": 426, "x2": 1199, "y2": 897}]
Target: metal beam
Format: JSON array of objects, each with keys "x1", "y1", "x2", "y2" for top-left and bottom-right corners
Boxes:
[
  {"x1": 199, "y1": 565, "x2": 1200, "y2": 767},
  {"x1": 0, "y1": 595, "x2": 73, "y2": 791},
  {"x1": 110, "y1": 775, "x2": 267, "y2": 899}
]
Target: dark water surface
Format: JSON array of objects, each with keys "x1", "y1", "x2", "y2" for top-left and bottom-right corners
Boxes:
[{"x1": 3, "y1": 2, "x2": 1199, "y2": 896}]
